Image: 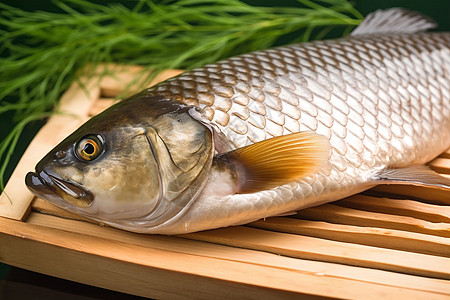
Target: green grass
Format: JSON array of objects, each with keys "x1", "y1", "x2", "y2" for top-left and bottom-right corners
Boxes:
[{"x1": 0, "y1": 0, "x2": 363, "y2": 192}]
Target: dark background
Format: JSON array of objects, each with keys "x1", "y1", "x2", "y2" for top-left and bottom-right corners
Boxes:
[{"x1": 1, "y1": 0, "x2": 449, "y2": 299}]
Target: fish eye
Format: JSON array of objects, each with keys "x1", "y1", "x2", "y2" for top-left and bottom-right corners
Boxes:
[{"x1": 75, "y1": 135, "x2": 103, "y2": 161}]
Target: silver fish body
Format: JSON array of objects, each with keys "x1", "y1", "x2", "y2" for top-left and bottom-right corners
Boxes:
[
  {"x1": 26, "y1": 9, "x2": 450, "y2": 234},
  {"x1": 145, "y1": 31, "x2": 450, "y2": 232}
]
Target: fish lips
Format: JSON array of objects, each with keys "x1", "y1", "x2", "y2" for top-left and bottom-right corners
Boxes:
[{"x1": 25, "y1": 170, "x2": 94, "y2": 208}]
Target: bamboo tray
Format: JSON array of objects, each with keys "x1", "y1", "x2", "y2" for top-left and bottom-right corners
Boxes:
[{"x1": 0, "y1": 65, "x2": 449, "y2": 299}]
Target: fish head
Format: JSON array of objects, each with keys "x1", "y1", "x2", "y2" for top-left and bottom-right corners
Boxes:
[{"x1": 26, "y1": 93, "x2": 214, "y2": 231}]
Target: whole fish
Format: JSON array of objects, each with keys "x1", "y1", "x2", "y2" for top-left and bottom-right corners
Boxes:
[{"x1": 26, "y1": 8, "x2": 450, "y2": 234}]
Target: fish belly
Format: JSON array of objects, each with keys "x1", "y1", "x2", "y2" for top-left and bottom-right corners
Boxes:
[{"x1": 151, "y1": 33, "x2": 450, "y2": 232}]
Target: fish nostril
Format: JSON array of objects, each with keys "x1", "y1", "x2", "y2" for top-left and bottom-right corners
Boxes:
[{"x1": 56, "y1": 151, "x2": 66, "y2": 159}]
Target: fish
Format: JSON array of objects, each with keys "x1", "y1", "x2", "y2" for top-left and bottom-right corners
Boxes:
[{"x1": 25, "y1": 8, "x2": 450, "y2": 234}]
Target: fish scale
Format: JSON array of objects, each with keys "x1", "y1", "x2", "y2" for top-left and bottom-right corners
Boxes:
[
  {"x1": 150, "y1": 31, "x2": 450, "y2": 232},
  {"x1": 155, "y1": 33, "x2": 449, "y2": 158}
]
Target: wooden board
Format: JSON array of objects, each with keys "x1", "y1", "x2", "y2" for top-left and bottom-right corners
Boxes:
[{"x1": 0, "y1": 65, "x2": 449, "y2": 299}]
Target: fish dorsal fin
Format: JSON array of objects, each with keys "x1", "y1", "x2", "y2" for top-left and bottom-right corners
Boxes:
[
  {"x1": 351, "y1": 8, "x2": 437, "y2": 36},
  {"x1": 374, "y1": 165, "x2": 450, "y2": 190},
  {"x1": 220, "y1": 132, "x2": 330, "y2": 194}
]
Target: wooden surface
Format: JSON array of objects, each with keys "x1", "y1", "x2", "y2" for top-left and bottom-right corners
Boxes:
[{"x1": 0, "y1": 65, "x2": 449, "y2": 299}]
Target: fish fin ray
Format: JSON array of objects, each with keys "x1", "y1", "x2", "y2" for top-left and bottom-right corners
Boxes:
[
  {"x1": 351, "y1": 8, "x2": 437, "y2": 36},
  {"x1": 272, "y1": 211, "x2": 297, "y2": 217},
  {"x1": 222, "y1": 132, "x2": 330, "y2": 194},
  {"x1": 374, "y1": 165, "x2": 450, "y2": 190}
]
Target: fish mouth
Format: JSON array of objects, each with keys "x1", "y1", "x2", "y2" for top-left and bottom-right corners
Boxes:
[{"x1": 25, "y1": 170, "x2": 94, "y2": 208}]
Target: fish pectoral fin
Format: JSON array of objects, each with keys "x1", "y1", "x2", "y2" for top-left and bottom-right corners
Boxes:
[
  {"x1": 374, "y1": 165, "x2": 450, "y2": 190},
  {"x1": 220, "y1": 132, "x2": 330, "y2": 194}
]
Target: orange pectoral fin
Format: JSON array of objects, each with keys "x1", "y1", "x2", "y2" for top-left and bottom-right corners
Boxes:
[{"x1": 220, "y1": 132, "x2": 330, "y2": 194}]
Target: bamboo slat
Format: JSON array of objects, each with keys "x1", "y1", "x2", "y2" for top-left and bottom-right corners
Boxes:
[
  {"x1": 429, "y1": 158, "x2": 450, "y2": 174},
  {"x1": 2, "y1": 214, "x2": 448, "y2": 300},
  {"x1": 0, "y1": 65, "x2": 449, "y2": 299},
  {"x1": 371, "y1": 185, "x2": 450, "y2": 204},
  {"x1": 184, "y1": 227, "x2": 450, "y2": 280},
  {"x1": 22, "y1": 213, "x2": 450, "y2": 293},
  {"x1": 440, "y1": 149, "x2": 450, "y2": 159},
  {"x1": 337, "y1": 195, "x2": 450, "y2": 223},
  {"x1": 250, "y1": 218, "x2": 450, "y2": 257},
  {"x1": 295, "y1": 204, "x2": 450, "y2": 238},
  {"x1": 97, "y1": 64, "x2": 183, "y2": 98}
]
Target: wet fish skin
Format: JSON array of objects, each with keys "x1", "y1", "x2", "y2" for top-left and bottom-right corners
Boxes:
[
  {"x1": 155, "y1": 32, "x2": 450, "y2": 162},
  {"x1": 143, "y1": 31, "x2": 450, "y2": 233},
  {"x1": 25, "y1": 9, "x2": 450, "y2": 234}
]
